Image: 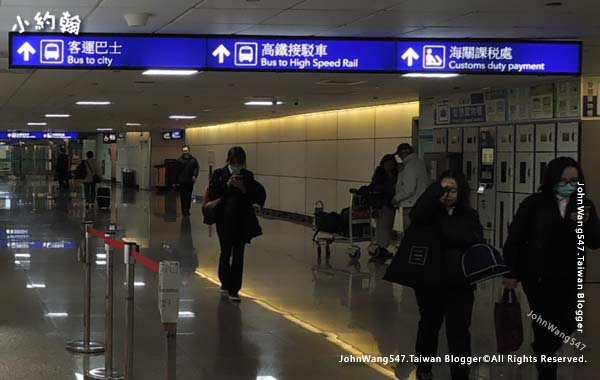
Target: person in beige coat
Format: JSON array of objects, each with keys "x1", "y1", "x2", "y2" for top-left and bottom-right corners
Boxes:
[{"x1": 392, "y1": 144, "x2": 430, "y2": 233}]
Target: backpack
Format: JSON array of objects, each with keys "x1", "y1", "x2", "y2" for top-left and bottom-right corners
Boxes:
[{"x1": 74, "y1": 162, "x2": 87, "y2": 179}]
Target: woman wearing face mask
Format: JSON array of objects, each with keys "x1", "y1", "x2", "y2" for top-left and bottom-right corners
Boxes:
[
  {"x1": 503, "y1": 157, "x2": 600, "y2": 380},
  {"x1": 369, "y1": 154, "x2": 399, "y2": 259},
  {"x1": 207, "y1": 146, "x2": 266, "y2": 302},
  {"x1": 401, "y1": 170, "x2": 483, "y2": 380}
]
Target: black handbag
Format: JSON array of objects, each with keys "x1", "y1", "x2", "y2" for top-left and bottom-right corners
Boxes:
[
  {"x1": 201, "y1": 187, "x2": 221, "y2": 225},
  {"x1": 85, "y1": 161, "x2": 101, "y2": 183},
  {"x1": 383, "y1": 223, "x2": 444, "y2": 288},
  {"x1": 494, "y1": 289, "x2": 524, "y2": 354}
]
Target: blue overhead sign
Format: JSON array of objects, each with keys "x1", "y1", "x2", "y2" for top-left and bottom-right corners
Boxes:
[
  {"x1": 0, "y1": 132, "x2": 79, "y2": 139},
  {"x1": 396, "y1": 41, "x2": 581, "y2": 74},
  {"x1": 206, "y1": 38, "x2": 396, "y2": 72},
  {"x1": 9, "y1": 33, "x2": 581, "y2": 75},
  {"x1": 10, "y1": 33, "x2": 206, "y2": 69}
]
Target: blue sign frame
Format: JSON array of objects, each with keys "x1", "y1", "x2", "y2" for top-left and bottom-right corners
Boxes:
[
  {"x1": 8, "y1": 32, "x2": 582, "y2": 75},
  {"x1": 0, "y1": 131, "x2": 79, "y2": 139}
]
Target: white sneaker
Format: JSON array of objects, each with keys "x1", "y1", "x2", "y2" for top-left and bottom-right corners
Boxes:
[{"x1": 228, "y1": 294, "x2": 241, "y2": 303}]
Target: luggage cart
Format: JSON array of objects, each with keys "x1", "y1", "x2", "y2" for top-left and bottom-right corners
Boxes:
[{"x1": 312, "y1": 188, "x2": 380, "y2": 260}]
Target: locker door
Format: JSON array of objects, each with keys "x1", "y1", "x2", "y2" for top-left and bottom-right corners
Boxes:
[
  {"x1": 448, "y1": 128, "x2": 463, "y2": 153},
  {"x1": 559, "y1": 151, "x2": 578, "y2": 162},
  {"x1": 478, "y1": 190, "x2": 496, "y2": 230},
  {"x1": 535, "y1": 123, "x2": 556, "y2": 152},
  {"x1": 433, "y1": 129, "x2": 447, "y2": 153},
  {"x1": 462, "y1": 152, "x2": 479, "y2": 190},
  {"x1": 484, "y1": 229, "x2": 495, "y2": 247},
  {"x1": 495, "y1": 192, "x2": 514, "y2": 249},
  {"x1": 535, "y1": 152, "x2": 556, "y2": 189},
  {"x1": 497, "y1": 152, "x2": 514, "y2": 193},
  {"x1": 557, "y1": 122, "x2": 579, "y2": 152},
  {"x1": 463, "y1": 127, "x2": 479, "y2": 153},
  {"x1": 514, "y1": 193, "x2": 530, "y2": 211},
  {"x1": 515, "y1": 124, "x2": 534, "y2": 152},
  {"x1": 515, "y1": 152, "x2": 534, "y2": 194},
  {"x1": 497, "y1": 125, "x2": 515, "y2": 152}
]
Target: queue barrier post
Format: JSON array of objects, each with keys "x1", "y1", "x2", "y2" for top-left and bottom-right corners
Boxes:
[
  {"x1": 123, "y1": 242, "x2": 138, "y2": 380},
  {"x1": 86, "y1": 232, "x2": 124, "y2": 380},
  {"x1": 159, "y1": 261, "x2": 180, "y2": 380},
  {"x1": 66, "y1": 221, "x2": 105, "y2": 354}
]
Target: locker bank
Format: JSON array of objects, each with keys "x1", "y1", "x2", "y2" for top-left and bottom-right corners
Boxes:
[{"x1": 1, "y1": 1, "x2": 600, "y2": 380}]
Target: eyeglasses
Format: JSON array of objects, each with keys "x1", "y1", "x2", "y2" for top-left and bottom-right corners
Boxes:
[
  {"x1": 445, "y1": 188, "x2": 458, "y2": 194},
  {"x1": 559, "y1": 178, "x2": 578, "y2": 185}
]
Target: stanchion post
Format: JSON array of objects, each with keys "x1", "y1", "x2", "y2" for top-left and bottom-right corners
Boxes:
[
  {"x1": 86, "y1": 232, "x2": 123, "y2": 380},
  {"x1": 159, "y1": 261, "x2": 180, "y2": 380},
  {"x1": 124, "y1": 242, "x2": 137, "y2": 380},
  {"x1": 66, "y1": 221, "x2": 105, "y2": 354}
]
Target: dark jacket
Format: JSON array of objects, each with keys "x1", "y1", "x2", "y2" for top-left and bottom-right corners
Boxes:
[
  {"x1": 55, "y1": 153, "x2": 70, "y2": 179},
  {"x1": 208, "y1": 167, "x2": 266, "y2": 244},
  {"x1": 369, "y1": 167, "x2": 397, "y2": 208},
  {"x1": 176, "y1": 155, "x2": 200, "y2": 184},
  {"x1": 503, "y1": 192, "x2": 600, "y2": 281},
  {"x1": 409, "y1": 183, "x2": 484, "y2": 253}
]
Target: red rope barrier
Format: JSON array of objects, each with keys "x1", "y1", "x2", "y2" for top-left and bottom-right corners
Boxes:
[{"x1": 87, "y1": 227, "x2": 159, "y2": 273}]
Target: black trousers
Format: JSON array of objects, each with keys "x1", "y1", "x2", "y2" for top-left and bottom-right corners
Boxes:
[
  {"x1": 522, "y1": 278, "x2": 577, "y2": 380},
  {"x1": 216, "y1": 223, "x2": 246, "y2": 295},
  {"x1": 414, "y1": 286, "x2": 474, "y2": 380},
  {"x1": 179, "y1": 182, "x2": 194, "y2": 215}
]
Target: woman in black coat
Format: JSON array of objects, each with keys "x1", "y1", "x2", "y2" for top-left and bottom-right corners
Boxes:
[
  {"x1": 207, "y1": 146, "x2": 266, "y2": 302},
  {"x1": 391, "y1": 170, "x2": 483, "y2": 380},
  {"x1": 503, "y1": 157, "x2": 600, "y2": 380}
]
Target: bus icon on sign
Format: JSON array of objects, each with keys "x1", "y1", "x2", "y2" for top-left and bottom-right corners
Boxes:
[
  {"x1": 235, "y1": 42, "x2": 258, "y2": 66},
  {"x1": 40, "y1": 40, "x2": 64, "y2": 64}
]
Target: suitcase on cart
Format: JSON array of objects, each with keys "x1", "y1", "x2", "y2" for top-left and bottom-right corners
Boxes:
[{"x1": 97, "y1": 187, "x2": 111, "y2": 209}]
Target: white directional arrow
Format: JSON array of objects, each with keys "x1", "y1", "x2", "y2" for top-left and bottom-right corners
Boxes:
[
  {"x1": 17, "y1": 42, "x2": 36, "y2": 62},
  {"x1": 401, "y1": 48, "x2": 420, "y2": 67},
  {"x1": 212, "y1": 44, "x2": 231, "y2": 64}
]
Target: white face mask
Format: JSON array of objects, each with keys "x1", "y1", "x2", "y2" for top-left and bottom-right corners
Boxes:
[
  {"x1": 229, "y1": 164, "x2": 243, "y2": 174},
  {"x1": 395, "y1": 154, "x2": 403, "y2": 164}
]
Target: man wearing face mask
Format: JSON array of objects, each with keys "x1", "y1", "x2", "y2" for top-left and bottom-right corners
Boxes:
[
  {"x1": 392, "y1": 143, "x2": 430, "y2": 233},
  {"x1": 176, "y1": 146, "x2": 200, "y2": 217}
]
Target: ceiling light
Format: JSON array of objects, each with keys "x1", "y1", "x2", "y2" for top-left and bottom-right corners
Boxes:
[
  {"x1": 545, "y1": 1, "x2": 563, "y2": 6},
  {"x1": 27, "y1": 122, "x2": 47, "y2": 126},
  {"x1": 76, "y1": 101, "x2": 112, "y2": 106},
  {"x1": 402, "y1": 73, "x2": 460, "y2": 78},
  {"x1": 169, "y1": 115, "x2": 196, "y2": 120},
  {"x1": 45, "y1": 114, "x2": 71, "y2": 118},
  {"x1": 96, "y1": 128, "x2": 113, "y2": 131},
  {"x1": 27, "y1": 284, "x2": 46, "y2": 289},
  {"x1": 142, "y1": 69, "x2": 198, "y2": 76},
  {"x1": 178, "y1": 311, "x2": 196, "y2": 318},
  {"x1": 126, "y1": 123, "x2": 141, "y2": 126},
  {"x1": 244, "y1": 100, "x2": 284, "y2": 106},
  {"x1": 124, "y1": 12, "x2": 151, "y2": 27},
  {"x1": 46, "y1": 312, "x2": 68, "y2": 317}
]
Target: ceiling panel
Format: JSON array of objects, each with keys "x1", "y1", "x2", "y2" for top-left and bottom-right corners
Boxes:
[
  {"x1": 261, "y1": 9, "x2": 367, "y2": 27},
  {"x1": 158, "y1": 22, "x2": 251, "y2": 35},
  {"x1": 98, "y1": 0, "x2": 199, "y2": 9},
  {"x1": 237, "y1": 24, "x2": 332, "y2": 36},
  {"x1": 195, "y1": 0, "x2": 303, "y2": 9},
  {"x1": 1, "y1": 0, "x2": 97, "y2": 6},
  {"x1": 439, "y1": 12, "x2": 584, "y2": 30},
  {"x1": 83, "y1": 7, "x2": 186, "y2": 33},
  {"x1": 169, "y1": 8, "x2": 280, "y2": 25},
  {"x1": 294, "y1": 0, "x2": 404, "y2": 11}
]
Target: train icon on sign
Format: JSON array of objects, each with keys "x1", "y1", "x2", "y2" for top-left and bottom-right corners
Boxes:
[
  {"x1": 40, "y1": 40, "x2": 64, "y2": 64},
  {"x1": 234, "y1": 42, "x2": 258, "y2": 66}
]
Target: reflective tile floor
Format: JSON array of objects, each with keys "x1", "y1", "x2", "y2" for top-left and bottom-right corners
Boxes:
[{"x1": 1, "y1": 178, "x2": 599, "y2": 380}]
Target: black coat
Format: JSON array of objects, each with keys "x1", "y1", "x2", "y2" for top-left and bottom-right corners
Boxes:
[
  {"x1": 503, "y1": 192, "x2": 600, "y2": 282},
  {"x1": 55, "y1": 153, "x2": 70, "y2": 179},
  {"x1": 384, "y1": 183, "x2": 484, "y2": 288},
  {"x1": 208, "y1": 167, "x2": 266, "y2": 244},
  {"x1": 369, "y1": 167, "x2": 397, "y2": 208},
  {"x1": 176, "y1": 155, "x2": 200, "y2": 184},
  {"x1": 408, "y1": 183, "x2": 484, "y2": 253}
]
